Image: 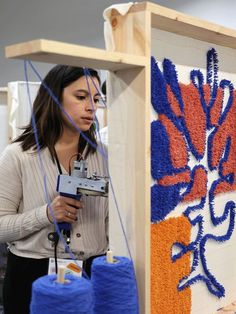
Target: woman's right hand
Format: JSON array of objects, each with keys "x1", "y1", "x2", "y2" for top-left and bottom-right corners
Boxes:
[{"x1": 46, "y1": 195, "x2": 83, "y2": 223}]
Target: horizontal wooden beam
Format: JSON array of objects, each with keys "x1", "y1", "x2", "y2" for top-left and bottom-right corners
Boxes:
[
  {"x1": 125, "y1": 2, "x2": 236, "y2": 49},
  {"x1": 5, "y1": 39, "x2": 147, "y2": 71}
]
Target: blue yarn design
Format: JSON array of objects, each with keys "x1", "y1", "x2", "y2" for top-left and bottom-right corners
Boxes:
[
  {"x1": 178, "y1": 205, "x2": 235, "y2": 297},
  {"x1": 151, "y1": 120, "x2": 188, "y2": 180},
  {"x1": 162, "y1": 58, "x2": 184, "y2": 113},
  {"x1": 190, "y1": 70, "x2": 209, "y2": 127},
  {"x1": 181, "y1": 165, "x2": 207, "y2": 201},
  {"x1": 208, "y1": 80, "x2": 234, "y2": 171},
  {"x1": 151, "y1": 120, "x2": 172, "y2": 180},
  {"x1": 151, "y1": 184, "x2": 183, "y2": 222},
  {"x1": 209, "y1": 180, "x2": 235, "y2": 226},
  {"x1": 151, "y1": 48, "x2": 236, "y2": 298},
  {"x1": 151, "y1": 57, "x2": 184, "y2": 133},
  {"x1": 207, "y1": 48, "x2": 219, "y2": 115},
  {"x1": 151, "y1": 56, "x2": 169, "y2": 115},
  {"x1": 154, "y1": 56, "x2": 207, "y2": 161}
]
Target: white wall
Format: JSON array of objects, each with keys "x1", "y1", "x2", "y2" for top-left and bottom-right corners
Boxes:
[{"x1": 155, "y1": 0, "x2": 236, "y2": 29}]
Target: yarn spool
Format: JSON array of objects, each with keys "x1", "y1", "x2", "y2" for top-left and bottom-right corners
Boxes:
[
  {"x1": 91, "y1": 256, "x2": 139, "y2": 313},
  {"x1": 30, "y1": 274, "x2": 93, "y2": 314}
]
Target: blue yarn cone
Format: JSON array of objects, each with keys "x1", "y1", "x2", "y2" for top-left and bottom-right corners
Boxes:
[
  {"x1": 30, "y1": 274, "x2": 93, "y2": 314},
  {"x1": 91, "y1": 256, "x2": 139, "y2": 313}
]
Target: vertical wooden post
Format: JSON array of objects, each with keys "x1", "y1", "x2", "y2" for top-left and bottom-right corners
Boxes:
[{"x1": 106, "y1": 6, "x2": 151, "y2": 313}]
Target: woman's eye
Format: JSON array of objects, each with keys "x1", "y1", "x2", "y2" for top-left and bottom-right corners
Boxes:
[{"x1": 76, "y1": 95, "x2": 86, "y2": 101}]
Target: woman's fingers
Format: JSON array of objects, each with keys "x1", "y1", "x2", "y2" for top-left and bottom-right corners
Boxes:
[
  {"x1": 60, "y1": 196, "x2": 83, "y2": 209},
  {"x1": 47, "y1": 195, "x2": 81, "y2": 223},
  {"x1": 64, "y1": 205, "x2": 78, "y2": 221}
]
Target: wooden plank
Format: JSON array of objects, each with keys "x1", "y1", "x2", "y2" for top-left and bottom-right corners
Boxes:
[
  {"x1": 106, "y1": 7, "x2": 151, "y2": 314},
  {"x1": 108, "y1": 65, "x2": 151, "y2": 314},
  {"x1": 109, "y1": 9, "x2": 151, "y2": 55},
  {"x1": 5, "y1": 39, "x2": 147, "y2": 71},
  {"x1": 102, "y1": 2, "x2": 236, "y2": 313},
  {"x1": 119, "y1": 1, "x2": 236, "y2": 49}
]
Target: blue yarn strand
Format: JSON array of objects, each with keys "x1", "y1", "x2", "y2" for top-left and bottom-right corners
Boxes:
[
  {"x1": 25, "y1": 60, "x2": 134, "y2": 261},
  {"x1": 24, "y1": 61, "x2": 139, "y2": 311},
  {"x1": 24, "y1": 61, "x2": 89, "y2": 278}
]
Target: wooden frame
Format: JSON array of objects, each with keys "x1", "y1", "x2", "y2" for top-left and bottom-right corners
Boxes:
[
  {"x1": 5, "y1": 2, "x2": 236, "y2": 313},
  {"x1": 5, "y1": 39, "x2": 147, "y2": 70}
]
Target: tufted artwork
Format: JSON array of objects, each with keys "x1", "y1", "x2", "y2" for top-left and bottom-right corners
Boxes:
[{"x1": 151, "y1": 49, "x2": 236, "y2": 313}]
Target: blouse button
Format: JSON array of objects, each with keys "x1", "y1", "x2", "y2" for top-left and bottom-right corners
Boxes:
[{"x1": 76, "y1": 233, "x2": 81, "y2": 238}]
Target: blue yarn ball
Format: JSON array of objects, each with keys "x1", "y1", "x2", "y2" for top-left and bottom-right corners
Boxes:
[
  {"x1": 30, "y1": 274, "x2": 93, "y2": 314},
  {"x1": 91, "y1": 256, "x2": 139, "y2": 314}
]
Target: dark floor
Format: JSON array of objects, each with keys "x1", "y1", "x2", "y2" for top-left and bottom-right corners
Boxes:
[{"x1": 0, "y1": 244, "x2": 7, "y2": 314}]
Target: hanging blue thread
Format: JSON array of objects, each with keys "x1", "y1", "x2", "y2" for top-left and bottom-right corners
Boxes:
[
  {"x1": 91, "y1": 256, "x2": 139, "y2": 314},
  {"x1": 24, "y1": 61, "x2": 139, "y2": 310},
  {"x1": 25, "y1": 60, "x2": 134, "y2": 261},
  {"x1": 30, "y1": 274, "x2": 93, "y2": 314},
  {"x1": 24, "y1": 61, "x2": 89, "y2": 277}
]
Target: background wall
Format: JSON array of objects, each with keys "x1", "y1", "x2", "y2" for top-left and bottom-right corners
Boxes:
[{"x1": 1, "y1": 0, "x2": 236, "y2": 86}]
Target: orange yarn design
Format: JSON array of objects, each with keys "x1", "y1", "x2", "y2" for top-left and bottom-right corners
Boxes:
[{"x1": 151, "y1": 216, "x2": 191, "y2": 314}]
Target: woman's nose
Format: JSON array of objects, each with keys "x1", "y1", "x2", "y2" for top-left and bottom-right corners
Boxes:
[{"x1": 86, "y1": 99, "x2": 97, "y2": 112}]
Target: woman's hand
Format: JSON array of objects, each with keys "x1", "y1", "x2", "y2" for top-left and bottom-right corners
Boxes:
[{"x1": 46, "y1": 195, "x2": 83, "y2": 223}]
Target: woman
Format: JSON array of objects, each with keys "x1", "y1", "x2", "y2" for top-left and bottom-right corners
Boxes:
[{"x1": 0, "y1": 65, "x2": 108, "y2": 313}]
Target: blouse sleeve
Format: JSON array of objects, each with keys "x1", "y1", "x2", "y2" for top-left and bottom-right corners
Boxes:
[{"x1": 0, "y1": 144, "x2": 50, "y2": 243}]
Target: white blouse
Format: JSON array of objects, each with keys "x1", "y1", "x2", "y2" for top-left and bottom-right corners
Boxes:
[{"x1": 0, "y1": 142, "x2": 108, "y2": 260}]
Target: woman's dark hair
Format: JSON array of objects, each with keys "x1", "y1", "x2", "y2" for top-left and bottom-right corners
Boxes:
[
  {"x1": 101, "y1": 81, "x2": 106, "y2": 96},
  {"x1": 14, "y1": 65, "x2": 101, "y2": 159}
]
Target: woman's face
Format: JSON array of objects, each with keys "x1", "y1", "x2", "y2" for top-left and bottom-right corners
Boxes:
[{"x1": 61, "y1": 75, "x2": 100, "y2": 132}]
